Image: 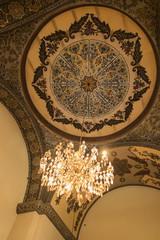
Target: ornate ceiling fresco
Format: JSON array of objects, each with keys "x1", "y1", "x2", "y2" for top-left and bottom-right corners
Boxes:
[
  {"x1": 0, "y1": 1, "x2": 160, "y2": 240},
  {"x1": 22, "y1": 5, "x2": 158, "y2": 141}
]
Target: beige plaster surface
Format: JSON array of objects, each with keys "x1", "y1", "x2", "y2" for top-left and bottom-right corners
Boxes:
[
  {"x1": 0, "y1": 103, "x2": 28, "y2": 240},
  {"x1": 79, "y1": 186, "x2": 160, "y2": 240}
]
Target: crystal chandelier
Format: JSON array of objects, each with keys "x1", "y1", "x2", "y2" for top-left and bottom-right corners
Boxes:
[{"x1": 39, "y1": 141, "x2": 114, "y2": 206}]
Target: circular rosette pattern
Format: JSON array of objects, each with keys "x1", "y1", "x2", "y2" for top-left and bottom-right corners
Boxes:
[
  {"x1": 22, "y1": 6, "x2": 158, "y2": 141},
  {"x1": 50, "y1": 40, "x2": 129, "y2": 118}
]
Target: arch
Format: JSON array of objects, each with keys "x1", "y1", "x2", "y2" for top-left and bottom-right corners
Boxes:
[
  {"x1": 0, "y1": 102, "x2": 28, "y2": 239},
  {"x1": 78, "y1": 185, "x2": 160, "y2": 240},
  {"x1": 0, "y1": 82, "x2": 44, "y2": 202}
]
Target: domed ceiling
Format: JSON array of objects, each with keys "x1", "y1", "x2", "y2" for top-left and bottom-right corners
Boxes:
[
  {"x1": 22, "y1": 5, "x2": 158, "y2": 142},
  {"x1": 0, "y1": 1, "x2": 160, "y2": 240}
]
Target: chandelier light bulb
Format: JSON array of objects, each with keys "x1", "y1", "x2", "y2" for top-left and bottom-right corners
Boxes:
[{"x1": 39, "y1": 141, "x2": 114, "y2": 206}]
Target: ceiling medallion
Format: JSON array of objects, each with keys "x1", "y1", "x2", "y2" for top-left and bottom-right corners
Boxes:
[
  {"x1": 50, "y1": 39, "x2": 129, "y2": 118},
  {"x1": 23, "y1": 6, "x2": 157, "y2": 141},
  {"x1": 32, "y1": 13, "x2": 148, "y2": 128},
  {"x1": 80, "y1": 76, "x2": 97, "y2": 92}
]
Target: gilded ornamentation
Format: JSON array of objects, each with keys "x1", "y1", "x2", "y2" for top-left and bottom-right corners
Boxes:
[
  {"x1": 0, "y1": 89, "x2": 8, "y2": 98},
  {"x1": 80, "y1": 76, "x2": 97, "y2": 92},
  {"x1": 26, "y1": 131, "x2": 36, "y2": 141},
  {"x1": 31, "y1": 170, "x2": 40, "y2": 180},
  {"x1": 21, "y1": 119, "x2": 32, "y2": 130},
  {"x1": 32, "y1": 156, "x2": 42, "y2": 166},
  {"x1": 6, "y1": 98, "x2": 18, "y2": 108},
  {"x1": 30, "y1": 142, "x2": 40, "y2": 154},
  {"x1": 14, "y1": 109, "x2": 25, "y2": 118},
  {"x1": 0, "y1": 9, "x2": 8, "y2": 27},
  {"x1": 25, "y1": 0, "x2": 42, "y2": 12},
  {"x1": 8, "y1": 1, "x2": 25, "y2": 20}
]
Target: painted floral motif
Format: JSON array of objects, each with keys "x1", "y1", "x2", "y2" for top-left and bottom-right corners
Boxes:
[
  {"x1": 135, "y1": 6, "x2": 156, "y2": 37},
  {"x1": 113, "y1": 110, "x2": 124, "y2": 120},
  {"x1": 84, "y1": 121, "x2": 94, "y2": 130},
  {"x1": 50, "y1": 40, "x2": 129, "y2": 118},
  {"x1": 0, "y1": 9, "x2": 8, "y2": 27},
  {"x1": 112, "y1": 158, "x2": 133, "y2": 176},
  {"x1": 37, "y1": 78, "x2": 47, "y2": 89},
  {"x1": 133, "y1": 77, "x2": 145, "y2": 91},
  {"x1": 8, "y1": 1, "x2": 25, "y2": 20},
  {"x1": 31, "y1": 13, "x2": 151, "y2": 133},
  {"x1": 80, "y1": 76, "x2": 97, "y2": 92},
  {"x1": 128, "y1": 147, "x2": 160, "y2": 187},
  {"x1": 21, "y1": 119, "x2": 32, "y2": 130},
  {"x1": 6, "y1": 98, "x2": 18, "y2": 108},
  {"x1": 121, "y1": 40, "x2": 134, "y2": 55},
  {"x1": 81, "y1": 20, "x2": 98, "y2": 35},
  {"x1": 0, "y1": 89, "x2": 8, "y2": 98},
  {"x1": 55, "y1": 193, "x2": 89, "y2": 232},
  {"x1": 25, "y1": 0, "x2": 42, "y2": 12},
  {"x1": 26, "y1": 131, "x2": 36, "y2": 141},
  {"x1": 30, "y1": 142, "x2": 39, "y2": 154},
  {"x1": 53, "y1": 146, "x2": 160, "y2": 234}
]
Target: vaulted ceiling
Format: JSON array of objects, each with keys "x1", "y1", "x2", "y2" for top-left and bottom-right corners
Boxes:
[{"x1": 0, "y1": 1, "x2": 160, "y2": 240}]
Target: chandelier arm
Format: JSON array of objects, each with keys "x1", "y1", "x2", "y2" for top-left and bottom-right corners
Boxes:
[{"x1": 39, "y1": 140, "x2": 114, "y2": 206}]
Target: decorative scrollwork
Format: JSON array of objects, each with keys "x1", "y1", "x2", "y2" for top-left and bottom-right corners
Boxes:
[{"x1": 32, "y1": 13, "x2": 150, "y2": 133}]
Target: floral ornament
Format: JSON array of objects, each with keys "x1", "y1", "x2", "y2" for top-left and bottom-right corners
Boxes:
[
  {"x1": 112, "y1": 158, "x2": 133, "y2": 176},
  {"x1": 114, "y1": 110, "x2": 124, "y2": 120},
  {"x1": 46, "y1": 0, "x2": 57, "y2": 3},
  {"x1": 30, "y1": 142, "x2": 39, "y2": 154},
  {"x1": 0, "y1": 89, "x2": 8, "y2": 98},
  {"x1": 0, "y1": 62, "x2": 6, "y2": 79},
  {"x1": 26, "y1": 131, "x2": 36, "y2": 141},
  {"x1": 84, "y1": 121, "x2": 94, "y2": 130},
  {"x1": 133, "y1": 77, "x2": 145, "y2": 91},
  {"x1": 25, "y1": 0, "x2": 42, "y2": 12},
  {"x1": 81, "y1": 20, "x2": 98, "y2": 36},
  {"x1": 6, "y1": 98, "x2": 18, "y2": 109},
  {"x1": 21, "y1": 119, "x2": 32, "y2": 130},
  {"x1": 0, "y1": 9, "x2": 8, "y2": 27},
  {"x1": 144, "y1": 0, "x2": 157, "y2": 9},
  {"x1": 32, "y1": 14, "x2": 151, "y2": 133},
  {"x1": 8, "y1": 1, "x2": 25, "y2": 20},
  {"x1": 135, "y1": 6, "x2": 156, "y2": 34},
  {"x1": 46, "y1": 42, "x2": 59, "y2": 55},
  {"x1": 121, "y1": 40, "x2": 134, "y2": 55},
  {"x1": 37, "y1": 78, "x2": 47, "y2": 89}
]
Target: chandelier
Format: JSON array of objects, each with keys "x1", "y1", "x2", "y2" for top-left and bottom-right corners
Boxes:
[{"x1": 39, "y1": 141, "x2": 114, "y2": 206}]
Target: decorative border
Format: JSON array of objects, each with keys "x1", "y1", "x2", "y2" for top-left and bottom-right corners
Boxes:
[
  {"x1": 32, "y1": 13, "x2": 150, "y2": 134},
  {"x1": 0, "y1": 0, "x2": 159, "y2": 49},
  {"x1": 21, "y1": 4, "x2": 159, "y2": 143},
  {"x1": 0, "y1": 0, "x2": 68, "y2": 33},
  {"x1": 17, "y1": 200, "x2": 76, "y2": 240}
]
